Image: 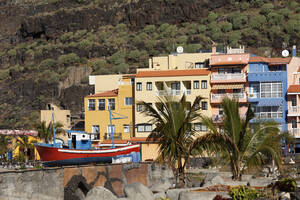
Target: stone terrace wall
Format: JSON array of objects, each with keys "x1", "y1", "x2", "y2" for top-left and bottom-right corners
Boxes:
[{"x1": 0, "y1": 162, "x2": 173, "y2": 200}]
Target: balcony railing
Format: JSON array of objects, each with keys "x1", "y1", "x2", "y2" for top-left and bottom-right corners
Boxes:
[
  {"x1": 104, "y1": 132, "x2": 122, "y2": 140},
  {"x1": 291, "y1": 128, "x2": 300, "y2": 138},
  {"x1": 211, "y1": 73, "x2": 246, "y2": 81},
  {"x1": 212, "y1": 114, "x2": 224, "y2": 123},
  {"x1": 91, "y1": 133, "x2": 100, "y2": 141},
  {"x1": 254, "y1": 112, "x2": 283, "y2": 119},
  {"x1": 156, "y1": 89, "x2": 190, "y2": 96},
  {"x1": 288, "y1": 106, "x2": 300, "y2": 116},
  {"x1": 211, "y1": 93, "x2": 246, "y2": 103}
]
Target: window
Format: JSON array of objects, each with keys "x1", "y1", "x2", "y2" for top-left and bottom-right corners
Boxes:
[
  {"x1": 261, "y1": 82, "x2": 282, "y2": 98},
  {"x1": 107, "y1": 99, "x2": 115, "y2": 110},
  {"x1": 193, "y1": 81, "x2": 199, "y2": 89},
  {"x1": 194, "y1": 123, "x2": 208, "y2": 131},
  {"x1": 137, "y1": 104, "x2": 143, "y2": 112},
  {"x1": 98, "y1": 99, "x2": 105, "y2": 110},
  {"x1": 233, "y1": 67, "x2": 241, "y2": 74},
  {"x1": 136, "y1": 82, "x2": 142, "y2": 91},
  {"x1": 88, "y1": 99, "x2": 95, "y2": 111},
  {"x1": 195, "y1": 62, "x2": 205, "y2": 69},
  {"x1": 107, "y1": 125, "x2": 115, "y2": 133},
  {"x1": 201, "y1": 80, "x2": 207, "y2": 89},
  {"x1": 137, "y1": 124, "x2": 152, "y2": 132},
  {"x1": 123, "y1": 124, "x2": 130, "y2": 133},
  {"x1": 125, "y1": 97, "x2": 132, "y2": 106},
  {"x1": 92, "y1": 125, "x2": 99, "y2": 133},
  {"x1": 146, "y1": 82, "x2": 152, "y2": 91},
  {"x1": 253, "y1": 105, "x2": 283, "y2": 119},
  {"x1": 201, "y1": 101, "x2": 208, "y2": 110},
  {"x1": 292, "y1": 120, "x2": 297, "y2": 129},
  {"x1": 218, "y1": 89, "x2": 225, "y2": 94},
  {"x1": 292, "y1": 98, "x2": 297, "y2": 107},
  {"x1": 249, "y1": 83, "x2": 260, "y2": 98},
  {"x1": 218, "y1": 68, "x2": 225, "y2": 74},
  {"x1": 219, "y1": 106, "x2": 223, "y2": 115}
]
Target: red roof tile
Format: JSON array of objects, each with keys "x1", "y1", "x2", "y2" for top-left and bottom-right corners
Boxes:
[
  {"x1": 86, "y1": 89, "x2": 118, "y2": 98},
  {"x1": 136, "y1": 69, "x2": 209, "y2": 78},
  {"x1": 249, "y1": 57, "x2": 291, "y2": 64},
  {"x1": 288, "y1": 85, "x2": 300, "y2": 93},
  {"x1": 210, "y1": 61, "x2": 248, "y2": 66}
]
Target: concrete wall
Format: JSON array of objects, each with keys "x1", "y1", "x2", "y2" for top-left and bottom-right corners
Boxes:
[{"x1": 0, "y1": 162, "x2": 173, "y2": 200}]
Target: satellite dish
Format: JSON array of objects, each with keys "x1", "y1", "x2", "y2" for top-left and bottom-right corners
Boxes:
[
  {"x1": 176, "y1": 46, "x2": 184, "y2": 54},
  {"x1": 282, "y1": 49, "x2": 289, "y2": 57}
]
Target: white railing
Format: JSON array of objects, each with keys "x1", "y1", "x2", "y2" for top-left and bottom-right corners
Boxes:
[
  {"x1": 254, "y1": 112, "x2": 283, "y2": 119},
  {"x1": 211, "y1": 93, "x2": 246, "y2": 101},
  {"x1": 155, "y1": 90, "x2": 185, "y2": 96},
  {"x1": 288, "y1": 106, "x2": 300, "y2": 116},
  {"x1": 211, "y1": 73, "x2": 246, "y2": 81},
  {"x1": 291, "y1": 128, "x2": 300, "y2": 138}
]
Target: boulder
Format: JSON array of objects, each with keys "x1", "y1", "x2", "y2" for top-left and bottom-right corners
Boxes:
[
  {"x1": 203, "y1": 175, "x2": 224, "y2": 187},
  {"x1": 85, "y1": 186, "x2": 118, "y2": 200},
  {"x1": 149, "y1": 163, "x2": 174, "y2": 192},
  {"x1": 279, "y1": 192, "x2": 291, "y2": 200},
  {"x1": 124, "y1": 182, "x2": 154, "y2": 200},
  {"x1": 179, "y1": 191, "x2": 230, "y2": 200},
  {"x1": 154, "y1": 192, "x2": 166, "y2": 200},
  {"x1": 166, "y1": 188, "x2": 189, "y2": 200},
  {"x1": 150, "y1": 182, "x2": 172, "y2": 193}
]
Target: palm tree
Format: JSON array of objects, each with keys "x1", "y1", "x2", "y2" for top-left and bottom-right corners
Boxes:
[
  {"x1": 14, "y1": 136, "x2": 37, "y2": 162},
  {"x1": 193, "y1": 97, "x2": 283, "y2": 180},
  {"x1": 35, "y1": 121, "x2": 64, "y2": 143},
  {"x1": 140, "y1": 95, "x2": 204, "y2": 185}
]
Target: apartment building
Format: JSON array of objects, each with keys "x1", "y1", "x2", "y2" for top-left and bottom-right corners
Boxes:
[
  {"x1": 209, "y1": 50, "x2": 250, "y2": 122},
  {"x1": 248, "y1": 56, "x2": 290, "y2": 132},
  {"x1": 84, "y1": 75, "x2": 134, "y2": 145},
  {"x1": 135, "y1": 69, "x2": 211, "y2": 137}
]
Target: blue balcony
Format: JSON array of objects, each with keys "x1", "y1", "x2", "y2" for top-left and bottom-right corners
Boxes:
[{"x1": 248, "y1": 71, "x2": 286, "y2": 82}]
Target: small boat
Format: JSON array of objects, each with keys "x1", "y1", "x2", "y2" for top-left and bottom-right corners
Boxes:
[
  {"x1": 35, "y1": 130, "x2": 140, "y2": 166},
  {"x1": 35, "y1": 106, "x2": 140, "y2": 166}
]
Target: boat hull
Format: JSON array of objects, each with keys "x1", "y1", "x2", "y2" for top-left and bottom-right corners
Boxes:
[{"x1": 35, "y1": 144, "x2": 140, "y2": 166}]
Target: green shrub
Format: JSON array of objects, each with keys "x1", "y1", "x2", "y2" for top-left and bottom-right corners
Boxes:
[
  {"x1": 267, "y1": 12, "x2": 283, "y2": 26},
  {"x1": 260, "y1": 3, "x2": 274, "y2": 16},
  {"x1": 60, "y1": 32, "x2": 73, "y2": 43},
  {"x1": 115, "y1": 23, "x2": 127, "y2": 33},
  {"x1": 80, "y1": 76, "x2": 89, "y2": 84},
  {"x1": 112, "y1": 63, "x2": 129, "y2": 74},
  {"x1": 251, "y1": 0, "x2": 264, "y2": 8},
  {"x1": 73, "y1": 30, "x2": 87, "y2": 41},
  {"x1": 58, "y1": 53, "x2": 80, "y2": 66},
  {"x1": 220, "y1": 22, "x2": 233, "y2": 32},
  {"x1": 275, "y1": 177, "x2": 297, "y2": 192},
  {"x1": 207, "y1": 12, "x2": 218, "y2": 23},
  {"x1": 127, "y1": 50, "x2": 141, "y2": 62},
  {"x1": 289, "y1": 1, "x2": 299, "y2": 10},
  {"x1": 39, "y1": 58, "x2": 57, "y2": 70},
  {"x1": 197, "y1": 25, "x2": 206, "y2": 33},
  {"x1": 79, "y1": 57, "x2": 88, "y2": 64},
  {"x1": 249, "y1": 15, "x2": 266, "y2": 30},
  {"x1": 232, "y1": 14, "x2": 248, "y2": 29},
  {"x1": 77, "y1": 39, "x2": 93, "y2": 50},
  {"x1": 229, "y1": 186, "x2": 260, "y2": 200},
  {"x1": 143, "y1": 25, "x2": 156, "y2": 34},
  {"x1": 109, "y1": 51, "x2": 126, "y2": 65},
  {"x1": 229, "y1": 31, "x2": 241, "y2": 45},
  {"x1": 7, "y1": 49, "x2": 17, "y2": 57},
  {"x1": 0, "y1": 69, "x2": 9, "y2": 80}
]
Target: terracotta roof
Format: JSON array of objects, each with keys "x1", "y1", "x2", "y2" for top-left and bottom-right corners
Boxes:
[
  {"x1": 249, "y1": 56, "x2": 291, "y2": 64},
  {"x1": 86, "y1": 89, "x2": 118, "y2": 98},
  {"x1": 136, "y1": 69, "x2": 209, "y2": 78},
  {"x1": 210, "y1": 61, "x2": 248, "y2": 66},
  {"x1": 297, "y1": 67, "x2": 300, "y2": 72},
  {"x1": 288, "y1": 85, "x2": 300, "y2": 93}
]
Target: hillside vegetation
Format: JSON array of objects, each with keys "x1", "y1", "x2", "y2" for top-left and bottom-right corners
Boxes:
[{"x1": 0, "y1": 0, "x2": 299, "y2": 129}]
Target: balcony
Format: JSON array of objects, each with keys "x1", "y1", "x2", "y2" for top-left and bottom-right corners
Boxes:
[
  {"x1": 211, "y1": 73, "x2": 246, "y2": 83},
  {"x1": 155, "y1": 89, "x2": 191, "y2": 96},
  {"x1": 288, "y1": 106, "x2": 300, "y2": 117},
  {"x1": 104, "y1": 132, "x2": 122, "y2": 140},
  {"x1": 212, "y1": 114, "x2": 224, "y2": 123},
  {"x1": 91, "y1": 133, "x2": 100, "y2": 141},
  {"x1": 254, "y1": 112, "x2": 283, "y2": 119},
  {"x1": 211, "y1": 93, "x2": 247, "y2": 103},
  {"x1": 290, "y1": 128, "x2": 300, "y2": 138}
]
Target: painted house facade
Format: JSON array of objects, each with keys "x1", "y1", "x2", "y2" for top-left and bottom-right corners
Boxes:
[
  {"x1": 135, "y1": 69, "x2": 212, "y2": 138},
  {"x1": 209, "y1": 52, "x2": 250, "y2": 123}
]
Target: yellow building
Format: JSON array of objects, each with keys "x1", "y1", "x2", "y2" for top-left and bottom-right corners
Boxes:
[
  {"x1": 12, "y1": 136, "x2": 41, "y2": 161},
  {"x1": 84, "y1": 75, "x2": 134, "y2": 144},
  {"x1": 134, "y1": 68, "x2": 212, "y2": 138},
  {"x1": 40, "y1": 103, "x2": 71, "y2": 130},
  {"x1": 148, "y1": 46, "x2": 216, "y2": 70}
]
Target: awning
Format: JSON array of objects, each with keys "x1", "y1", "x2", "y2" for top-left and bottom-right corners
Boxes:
[
  {"x1": 211, "y1": 84, "x2": 244, "y2": 90},
  {"x1": 257, "y1": 99, "x2": 283, "y2": 107}
]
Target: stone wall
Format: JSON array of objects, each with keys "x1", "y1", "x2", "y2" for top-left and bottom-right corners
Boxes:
[{"x1": 0, "y1": 162, "x2": 174, "y2": 200}]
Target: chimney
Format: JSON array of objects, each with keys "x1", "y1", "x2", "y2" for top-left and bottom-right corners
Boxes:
[
  {"x1": 212, "y1": 42, "x2": 217, "y2": 54},
  {"x1": 292, "y1": 45, "x2": 297, "y2": 57}
]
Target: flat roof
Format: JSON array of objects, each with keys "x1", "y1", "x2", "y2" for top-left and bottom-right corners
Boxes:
[
  {"x1": 136, "y1": 69, "x2": 209, "y2": 78},
  {"x1": 249, "y1": 56, "x2": 291, "y2": 64}
]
